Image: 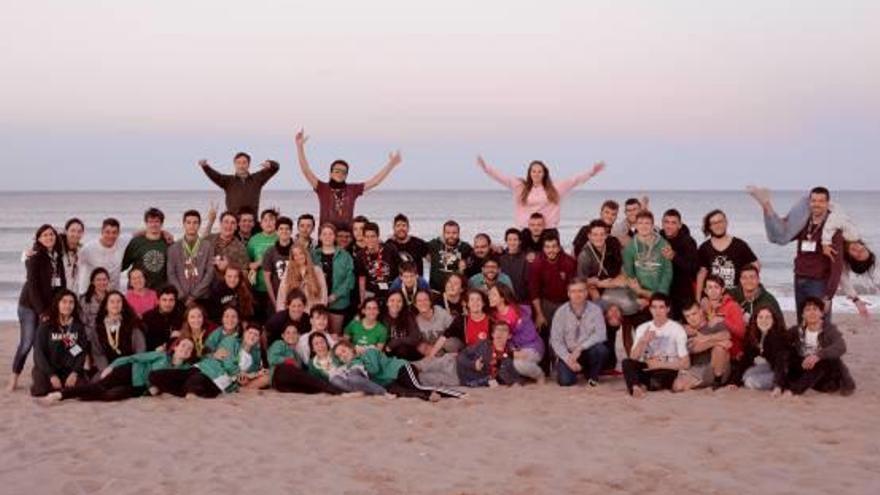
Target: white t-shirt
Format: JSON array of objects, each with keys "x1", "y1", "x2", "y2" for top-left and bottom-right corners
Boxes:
[
  {"x1": 802, "y1": 329, "x2": 820, "y2": 356},
  {"x1": 78, "y1": 234, "x2": 132, "y2": 294},
  {"x1": 634, "y1": 319, "x2": 689, "y2": 362}
]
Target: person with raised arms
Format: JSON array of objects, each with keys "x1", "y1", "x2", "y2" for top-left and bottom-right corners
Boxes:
[
  {"x1": 476, "y1": 155, "x2": 605, "y2": 229},
  {"x1": 198, "y1": 152, "x2": 279, "y2": 215},
  {"x1": 295, "y1": 128, "x2": 402, "y2": 229}
]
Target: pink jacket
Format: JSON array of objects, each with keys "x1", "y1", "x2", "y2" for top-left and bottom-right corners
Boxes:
[{"x1": 481, "y1": 163, "x2": 596, "y2": 228}]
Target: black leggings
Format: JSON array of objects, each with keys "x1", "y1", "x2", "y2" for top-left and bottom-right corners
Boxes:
[
  {"x1": 30, "y1": 368, "x2": 86, "y2": 397},
  {"x1": 149, "y1": 368, "x2": 222, "y2": 398},
  {"x1": 387, "y1": 363, "x2": 465, "y2": 401},
  {"x1": 386, "y1": 343, "x2": 423, "y2": 362},
  {"x1": 272, "y1": 365, "x2": 343, "y2": 395},
  {"x1": 622, "y1": 359, "x2": 679, "y2": 395},
  {"x1": 61, "y1": 364, "x2": 144, "y2": 402}
]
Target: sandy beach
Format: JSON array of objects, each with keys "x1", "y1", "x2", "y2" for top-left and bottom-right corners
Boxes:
[{"x1": 1, "y1": 314, "x2": 878, "y2": 495}]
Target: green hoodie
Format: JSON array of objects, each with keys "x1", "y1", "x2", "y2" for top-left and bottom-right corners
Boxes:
[
  {"x1": 311, "y1": 247, "x2": 355, "y2": 311},
  {"x1": 267, "y1": 339, "x2": 302, "y2": 385},
  {"x1": 352, "y1": 348, "x2": 406, "y2": 387},
  {"x1": 204, "y1": 328, "x2": 238, "y2": 354},
  {"x1": 195, "y1": 335, "x2": 261, "y2": 393},
  {"x1": 307, "y1": 354, "x2": 340, "y2": 381},
  {"x1": 110, "y1": 350, "x2": 191, "y2": 389},
  {"x1": 730, "y1": 284, "x2": 784, "y2": 323},
  {"x1": 622, "y1": 234, "x2": 672, "y2": 294}
]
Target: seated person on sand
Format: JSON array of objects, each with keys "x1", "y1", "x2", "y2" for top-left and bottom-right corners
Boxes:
[
  {"x1": 549, "y1": 277, "x2": 609, "y2": 387},
  {"x1": 413, "y1": 289, "x2": 457, "y2": 355},
  {"x1": 44, "y1": 337, "x2": 195, "y2": 404},
  {"x1": 673, "y1": 301, "x2": 731, "y2": 392},
  {"x1": 264, "y1": 324, "x2": 344, "y2": 395},
  {"x1": 343, "y1": 298, "x2": 389, "y2": 353},
  {"x1": 487, "y1": 284, "x2": 545, "y2": 382},
  {"x1": 728, "y1": 306, "x2": 796, "y2": 396},
  {"x1": 30, "y1": 291, "x2": 90, "y2": 397},
  {"x1": 426, "y1": 289, "x2": 492, "y2": 358},
  {"x1": 622, "y1": 293, "x2": 690, "y2": 398},
  {"x1": 787, "y1": 297, "x2": 856, "y2": 396},
  {"x1": 748, "y1": 185, "x2": 876, "y2": 318},
  {"x1": 333, "y1": 341, "x2": 464, "y2": 401},
  {"x1": 701, "y1": 275, "x2": 746, "y2": 382},
  {"x1": 382, "y1": 290, "x2": 423, "y2": 361},
  {"x1": 149, "y1": 324, "x2": 263, "y2": 398},
  {"x1": 456, "y1": 322, "x2": 523, "y2": 387}
]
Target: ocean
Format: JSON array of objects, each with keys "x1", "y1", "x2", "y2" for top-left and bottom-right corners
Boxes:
[{"x1": 1, "y1": 189, "x2": 878, "y2": 321}]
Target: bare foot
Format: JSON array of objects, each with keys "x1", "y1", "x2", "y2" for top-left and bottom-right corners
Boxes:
[
  {"x1": 148, "y1": 386, "x2": 159, "y2": 396},
  {"x1": 6, "y1": 374, "x2": 19, "y2": 392},
  {"x1": 38, "y1": 392, "x2": 63, "y2": 406},
  {"x1": 382, "y1": 393, "x2": 397, "y2": 400},
  {"x1": 746, "y1": 185, "x2": 772, "y2": 208},
  {"x1": 535, "y1": 374, "x2": 546, "y2": 386},
  {"x1": 428, "y1": 391, "x2": 441, "y2": 402},
  {"x1": 340, "y1": 391, "x2": 365, "y2": 398},
  {"x1": 631, "y1": 386, "x2": 646, "y2": 399}
]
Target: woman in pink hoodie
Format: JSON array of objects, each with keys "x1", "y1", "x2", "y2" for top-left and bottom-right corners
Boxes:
[{"x1": 477, "y1": 156, "x2": 605, "y2": 229}]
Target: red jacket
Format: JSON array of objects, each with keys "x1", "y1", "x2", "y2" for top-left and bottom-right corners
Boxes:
[
  {"x1": 528, "y1": 253, "x2": 577, "y2": 304},
  {"x1": 714, "y1": 294, "x2": 746, "y2": 359}
]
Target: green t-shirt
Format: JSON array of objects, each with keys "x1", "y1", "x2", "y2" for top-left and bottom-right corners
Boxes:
[
  {"x1": 344, "y1": 319, "x2": 389, "y2": 347},
  {"x1": 247, "y1": 232, "x2": 278, "y2": 293},
  {"x1": 123, "y1": 236, "x2": 169, "y2": 290}
]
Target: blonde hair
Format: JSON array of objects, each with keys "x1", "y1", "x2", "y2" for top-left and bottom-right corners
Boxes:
[{"x1": 285, "y1": 244, "x2": 323, "y2": 303}]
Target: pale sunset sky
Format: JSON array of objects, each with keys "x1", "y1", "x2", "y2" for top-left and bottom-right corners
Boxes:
[{"x1": 0, "y1": 1, "x2": 878, "y2": 190}]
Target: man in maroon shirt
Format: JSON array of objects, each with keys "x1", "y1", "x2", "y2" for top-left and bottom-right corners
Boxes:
[
  {"x1": 529, "y1": 235, "x2": 577, "y2": 331},
  {"x1": 794, "y1": 187, "x2": 844, "y2": 324},
  {"x1": 295, "y1": 128, "x2": 402, "y2": 230}
]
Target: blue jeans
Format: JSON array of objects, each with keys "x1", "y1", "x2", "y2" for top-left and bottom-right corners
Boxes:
[
  {"x1": 764, "y1": 195, "x2": 810, "y2": 245},
  {"x1": 13, "y1": 306, "x2": 39, "y2": 374},
  {"x1": 556, "y1": 343, "x2": 610, "y2": 386},
  {"x1": 795, "y1": 277, "x2": 831, "y2": 324},
  {"x1": 330, "y1": 373, "x2": 387, "y2": 396}
]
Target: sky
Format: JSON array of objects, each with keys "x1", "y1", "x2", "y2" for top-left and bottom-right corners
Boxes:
[{"x1": 0, "y1": 0, "x2": 878, "y2": 191}]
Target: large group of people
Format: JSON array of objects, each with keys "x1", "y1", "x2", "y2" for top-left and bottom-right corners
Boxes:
[{"x1": 10, "y1": 130, "x2": 874, "y2": 405}]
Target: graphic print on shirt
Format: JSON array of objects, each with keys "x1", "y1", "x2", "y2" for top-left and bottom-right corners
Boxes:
[
  {"x1": 142, "y1": 249, "x2": 166, "y2": 275},
  {"x1": 438, "y1": 246, "x2": 464, "y2": 274},
  {"x1": 709, "y1": 255, "x2": 737, "y2": 289}
]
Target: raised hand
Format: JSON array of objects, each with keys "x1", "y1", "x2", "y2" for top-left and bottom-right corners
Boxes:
[
  {"x1": 260, "y1": 160, "x2": 272, "y2": 170},
  {"x1": 591, "y1": 161, "x2": 606, "y2": 176},
  {"x1": 295, "y1": 128, "x2": 309, "y2": 147},
  {"x1": 198, "y1": 159, "x2": 209, "y2": 168},
  {"x1": 388, "y1": 150, "x2": 402, "y2": 167},
  {"x1": 476, "y1": 155, "x2": 488, "y2": 170}
]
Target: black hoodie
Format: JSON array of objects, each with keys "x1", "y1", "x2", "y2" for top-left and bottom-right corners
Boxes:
[
  {"x1": 33, "y1": 320, "x2": 89, "y2": 378},
  {"x1": 661, "y1": 224, "x2": 699, "y2": 310}
]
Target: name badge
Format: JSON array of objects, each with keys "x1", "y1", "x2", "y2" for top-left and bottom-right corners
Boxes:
[
  {"x1": 378, "y1": 283, "x2": 389, "y2": 291},
  {"x1": 801, "y1": 241, "x2": 817, "y2": 253},
  {"x1": 69, "y1": 344, "x2": 82, "y2": 357},
  {"x1": 51, "y1": 276, "x2": 62, "y2": 288}
]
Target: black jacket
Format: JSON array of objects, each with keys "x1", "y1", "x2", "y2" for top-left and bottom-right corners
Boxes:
[
  {"x1": 33, "y1": 320, "x2": 89, "y2": 378},
  {"x1": 456, "y1": 340, "x2": 522, "y2": 387},
  {"x1": 661, "y1": 224, "x2": 699, "y2": 307},
  {"x1": 729, "y1": 326, "x2": 797, "y2": 388},
  {"x1": 18, "y1": 248, "x2": 66, "y2": 316}
]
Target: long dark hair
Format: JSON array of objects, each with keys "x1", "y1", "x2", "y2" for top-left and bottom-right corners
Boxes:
[
  {"x1": 844, "y1": 241, "x2": 876, "y2": 275},
  {"x1": 46, "y1": 289, "x2": 82, "y2": 327},
  {"x1": 520, "y1": 161, "x2": 559, "y2": 205},
  {"x1": 745, "y1": 306, "x2": 789, "y2": 348},
  {"x1": 33, "y1": 224, "x2": 57, "y2": 253},
  {"x1": 83, "y1": 267, "x2": 110, "y2": 304},
  {"x1": 220, "y1": 264, "x2": 254, "y2": 319},
  {"x1": 308, "y1": 331, "x2": 331, "y2": 356},
  {"x1": 95, "y1": 290, "x2": 141, "y2": 356},
  {"x1": 490, "y1": 284, "x2": 520, "y2": 316}
]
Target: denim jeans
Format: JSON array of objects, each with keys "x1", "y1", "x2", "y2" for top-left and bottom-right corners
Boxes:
[
  {"x1": 13, "y1": 306, "x2": 38, "y2": 374},
  {"x1": 556, "y1": 343, "x2": 610, "y2": 386},
  {"x1": 795, "y1": 276, "x2": 831, "y2": 324},
  {"x1": 764, "y1": 195, "x2": 810, "y2": 245},
  {"x1": 330, "y1": 373, "x2": 387, "y2": 396},
  {"x1": 742, "y1": 361, "x2": 775, "y2": 390}
]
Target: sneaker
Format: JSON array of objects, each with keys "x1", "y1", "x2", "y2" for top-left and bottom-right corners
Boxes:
[{"x1": 587, "y1": 379, "x2": 599, "y2": 387}]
